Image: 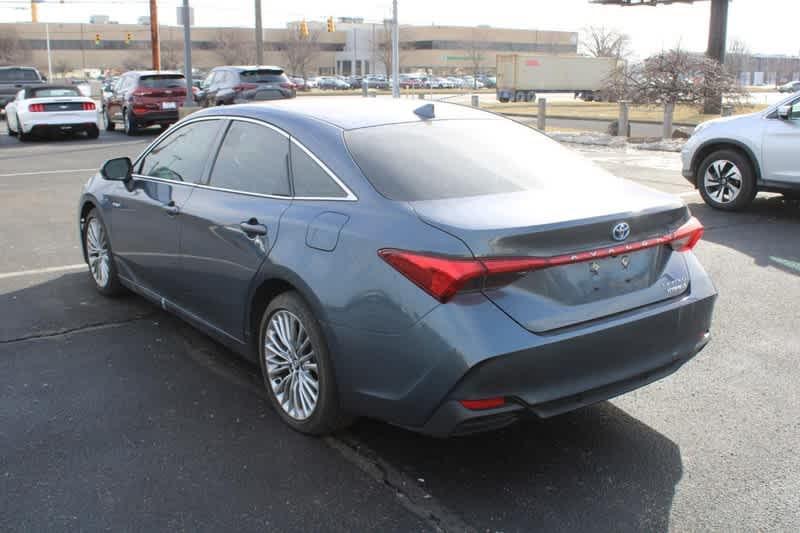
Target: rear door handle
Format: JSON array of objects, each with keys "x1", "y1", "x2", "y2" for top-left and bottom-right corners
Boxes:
[
  {"x1": 164, "y1": 201, "x2": 179, "y2": 216},
  {"x1": 240, "y1": 219, "x2": 268, "y2": 237}
]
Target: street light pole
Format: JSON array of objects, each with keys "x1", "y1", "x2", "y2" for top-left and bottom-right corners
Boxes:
[
  {"x1": 45, "y1": 22, "x2": 53, "y2": 81},
  {"x1": 255, "y1": 0, "x2": 263, "y2": 65},
  {"x1": 391, "y1": 0, "x2": 399, "y2": 97},
  {"x1": 181, "y1": 0, "x2": 194, "y2": 107}
]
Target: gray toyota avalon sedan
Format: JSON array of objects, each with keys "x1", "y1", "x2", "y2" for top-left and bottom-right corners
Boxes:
[{"x1": 78, "y1": 98, "x2": 716, "y2": 437}]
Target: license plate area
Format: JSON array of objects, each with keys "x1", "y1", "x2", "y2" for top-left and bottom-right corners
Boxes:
[{"x1": 162, "y1": 101, "x2": 177, "y2": 110}]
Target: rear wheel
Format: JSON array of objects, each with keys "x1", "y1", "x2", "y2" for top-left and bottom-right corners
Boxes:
[
  {"x1": 123, "y1": 109, "x2": 137, "y2": 136},
  {"x1": 83, "y1": 209, "x2": 124, "y2": 296},
  {"x1": 258, "y1": 291, "x2": 350, "y2": 435},
  {"x1": 86, "y1": 125, "x2": 99, "y2": 139},
  {"x1": 697, "y1": 150, "x2": 756, "y2": 211},
  {"x1": 16, "y1": 115, "x2": 30, "y2": 142}
]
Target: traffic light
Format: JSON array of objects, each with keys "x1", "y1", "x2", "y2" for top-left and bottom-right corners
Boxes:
[
  {"x1": 327, "y1": 16, "x2": 335, "y2": 33},
  {"x1": 299, "y1": 20, "x2": 309, "y2": 39},
  {"x1": 94, "y1": 33, "x2": 101, "y2": 46},
  {"x1": 125, "y1": 32, "x2": 132, "y2": 45}
]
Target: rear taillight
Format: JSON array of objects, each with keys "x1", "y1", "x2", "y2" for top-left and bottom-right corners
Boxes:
[
  {"x1": 460, "y1": 397, "x2": 506, "y2": 411},
  {"x1": 82, "y1": 102, "x2": 96, "y2": 111},
  {"x1": 669, "y1": 216, "x2": 704, "y2": 252},
  {"x1": 233, "y1": 83, "x2": 258, "y2": 92},
  {"x1": 379, "y1": 217, "x2": 704, "y2": 303},
  {"x1": 280, "y1": 82, "x2": 295, "y2": 89},
  {"x1": 28, "y1": 103, "x2": 45, "y2": 112}
]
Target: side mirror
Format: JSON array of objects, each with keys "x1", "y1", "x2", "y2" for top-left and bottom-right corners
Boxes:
[
  {"x1": 101, "y1": 157, "x2": 133, "y2": 181},
  {"x1": 777, "y1": 105, "x2": 791, "y2": 120}
]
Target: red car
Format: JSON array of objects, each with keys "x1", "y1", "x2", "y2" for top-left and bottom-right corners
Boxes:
[{"x1": 103, "y1": 71, "x2": 188, "y2": 135}]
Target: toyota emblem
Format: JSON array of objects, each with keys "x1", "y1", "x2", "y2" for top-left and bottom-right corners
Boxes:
[{"x1": 612, "y1": 222, "x2": 631, "y2": 242}]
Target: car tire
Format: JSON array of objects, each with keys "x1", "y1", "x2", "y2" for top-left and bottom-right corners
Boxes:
[
  {"x1": 86, "y1": 125, "x2": 100, "y2": 139},
  {"x1": 697, "y1": 149, "x2": 757, "y2": 211},
  {"x1": 7, "y1": 120, "x2": 16, "y2": 136},
  {"x1": 16, "y1": 115, "x2": 30, "y2": 142},
  {"x1": 104, "y1": 108, "x2": 115, "y2": 131},
  {"x1": 258, "y1": 291, "x2": 351, "y2": 436},
  {"x1": 123, "y1": 109, "x2": 137, "y2": 136},
  {"x1": 83, "y1": 209, "x2": 125, "y2": 296}
]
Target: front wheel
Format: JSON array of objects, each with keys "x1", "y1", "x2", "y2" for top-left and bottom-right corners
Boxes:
[
  {"x1": 697, "y1": 150, "x2": 756, "y2": 211},
  {"x1": 258, "y1": 292, "x2": 350, "y2": 435},
  {"x1": 83, "y1": 209, "x2": 125, "y2": 296}
]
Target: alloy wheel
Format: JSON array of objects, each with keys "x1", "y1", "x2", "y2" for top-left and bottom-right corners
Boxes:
[
  {"x1": 703, "y1": 160, "x2": 743, "y2": 204},
  {"x1": 264, "y1": 310, "x2": 320, "y2": 420},
  {"x1": 86, "y1": 218, "x2": 110, "y2": 287}
]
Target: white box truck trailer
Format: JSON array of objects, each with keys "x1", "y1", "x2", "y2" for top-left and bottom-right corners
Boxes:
[{"x1": 496, "y1": 54, "x2": 618, "y2": 103}]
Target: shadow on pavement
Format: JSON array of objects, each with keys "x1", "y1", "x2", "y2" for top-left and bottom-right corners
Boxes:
[
  {"x1": 349, "y1": 402, "x2": 682, "y2": 532},
  {"x1": 689, "y1": 195, "x2": 800, "y2": 277}
]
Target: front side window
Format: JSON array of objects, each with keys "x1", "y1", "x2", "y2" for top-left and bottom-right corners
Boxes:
[
  {"x1": 290, "y1": 142, "x2": 348, "y2": 198},
  {"x1": 209, "y1": 121, "x2": 290, "y2": 196},
  {"x1": 139, "y1": 120, "x2": 221, "y2": 183}
]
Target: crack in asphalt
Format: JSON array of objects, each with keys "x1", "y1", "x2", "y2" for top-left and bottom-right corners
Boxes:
[{"x1": 0, "y1": 313, "x2": 158, "y2": 345}]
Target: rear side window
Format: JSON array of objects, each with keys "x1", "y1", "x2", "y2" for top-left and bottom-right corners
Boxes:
[
  {"x1": 240, "y1": 69, "x2": 288, "y2": 83},
  {"x1": 0, "y1": 68, "x2": 40, "y2": 82},
  {"x1": 139, "y1": 74, "x2": 185, "y2": 88},
  {"x1": 29, "y1": 87, "x2": 80, "y2": 98},
  {"x1": 139, "y1": 120, "x2": 221, "y2": 183},
  {"x1": 209, "y1": 121, "x2": 290, "y2": 196},
  {"x1": 290, "y1": 142, "x2": 348, "y2": 198},
  {"x1": 345, "y1": 119, "x2": 591, "y2": 201}
]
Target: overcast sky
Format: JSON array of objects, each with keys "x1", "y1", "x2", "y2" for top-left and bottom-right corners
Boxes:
[{"x1": 3, "y1": 0, "x2": 797, "y2": 57}]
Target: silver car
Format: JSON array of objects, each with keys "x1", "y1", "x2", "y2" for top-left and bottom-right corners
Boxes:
[
  {"x1": 682, "y1": 93, "x2": 800, "y2": 210},
  {"x1": 79, "y1": 98, "x2": 716, "y2": 437}
]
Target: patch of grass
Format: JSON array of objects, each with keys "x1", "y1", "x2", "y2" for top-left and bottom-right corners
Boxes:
[{"x1": 482, "y1": 100, "x2": 768, "y2": 126}]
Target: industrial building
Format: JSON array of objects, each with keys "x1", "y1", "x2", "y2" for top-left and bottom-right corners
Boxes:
[{"x1": 0, "y1": 19, "x2": 577, "y2": 77}]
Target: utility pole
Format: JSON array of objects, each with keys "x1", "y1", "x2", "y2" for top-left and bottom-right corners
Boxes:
[
  {"x1": 149, "y1": 0, "x2": 161, "y2": 70},
  {"x1": 704, "y1": 0, "x2": 729, "y2": 114},
  {"x1": 255, "y1": 0, "x2": 263, "y2": 65},
  {"x1": 391, "y1": 0, "x2": 399, "y2": 98},
  {"x1": 45, "y1": 23, "x2": 52, "y2": 81},
  {"x1": 181, "y1": 0, "x2": 194, "y2": 107}
]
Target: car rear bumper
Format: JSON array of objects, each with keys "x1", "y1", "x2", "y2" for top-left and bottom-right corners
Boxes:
[
  {"x1": 20, "y1": 111, "x2": 100, "y2": 133},
  {"x1": 327, "y1": 252, "x2": 717, "y2": 437},
  {"x1": 131, "y1": 110, "x2": 179, "y2": 125},
  {"x1": 29, "y1": 122, "x2": 99, "y2": 136}
]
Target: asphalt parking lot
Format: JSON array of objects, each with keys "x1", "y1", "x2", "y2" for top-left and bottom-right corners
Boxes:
[{"x1": 1, "y1": 122, "x2": 799, "y2": 531}]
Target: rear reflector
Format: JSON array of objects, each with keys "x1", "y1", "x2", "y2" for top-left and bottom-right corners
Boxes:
[
  {"x1": 379, "y1": 217, "x2": 704, "y2": 303},
  {"x1": 460, "y1": 397, "x2": 506, "y2": 411},
  {"x1": 28, "y1": 103, "x2": 45, "y2": 112}
]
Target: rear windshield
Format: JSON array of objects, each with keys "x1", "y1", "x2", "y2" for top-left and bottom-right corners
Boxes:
[
  {"x1": 0, "y1": 68, "x2": 41, "y2": 82},
  {"x1": 29, "y1": 87, "x2": 80, "y2": 98},
  {"x1": 240, "y1": 70, "x2": 287, "y2": 83},
  {"x1": 139, "y1": 74, "x2": 185, "y2": 88},
  {"x1": 345, "y1": 119, "x2": 593, "y2": 202}
]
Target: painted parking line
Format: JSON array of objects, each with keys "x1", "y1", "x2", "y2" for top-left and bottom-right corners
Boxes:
[
  {"x1": 0, "y1": 168, "x2": 96, "y2": 178},
  {"x1": 0, "y1": 264, "x2": 86, "y2": 280}
]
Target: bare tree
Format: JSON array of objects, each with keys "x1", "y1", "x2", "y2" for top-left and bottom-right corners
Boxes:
[
  {"x1": 605, "y1": 47, "x2": 748, "y2": 108},
  {"x1": 283, "y1": 25, "x2": 320, "y2": 80},
  {"x1": 122, "y1": 54, "x2": 149, "y2": 71},
  {"x1": 53, "y1": 58, "x2": 72, "y2": 79},
  {"x1": 377, "y1": 21, "x2": 410, "y2": 76},
  {"x1": 580, "y1": 26, "x2": 631, "y2": 60},
  {"x1": 725, "y1": 38, "x2": 751, "y2": 85},
  {"x1": 0, "y1": 27, "x2": 31, "y2": 64},
  {"x1": 214, "y1": 30, "x2": 257, "y2": 65},
  {"x1": 160, "y1": 40, "x2": 183, "y2": 70},
  {"x1": 465, "y1": 28, "x2": 489, "y2": 87}
]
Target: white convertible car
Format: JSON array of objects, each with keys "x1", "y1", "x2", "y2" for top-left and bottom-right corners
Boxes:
[{"x1": 6, "y1": 85, "x2": 100, "y2": 141}]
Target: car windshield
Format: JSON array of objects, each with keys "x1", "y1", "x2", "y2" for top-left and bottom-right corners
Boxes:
[
  {"x1": 29, "y1": 87, "x2": 80, "y2": 98},
  {"x1": 240, "y1": 70, "x2": 287, "y2": 83},
  {"x1": 0, "y1": 68, "x2": 40, "y2": 82},
  {"x1": 139, "y1": 74, "x2": 185, "y2": 88},
  {"x1": 346, "y1": 119, "x2": 602, "y2": 202}
]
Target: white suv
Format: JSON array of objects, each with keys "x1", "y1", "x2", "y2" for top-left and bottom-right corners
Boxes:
[{"x1": 682, "y1": 93, "x2": 800, "y2": 210}]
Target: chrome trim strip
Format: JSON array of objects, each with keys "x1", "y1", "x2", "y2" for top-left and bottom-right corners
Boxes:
[{"x1": 134, "y1": 113, "x2": 358, "y2": 202}]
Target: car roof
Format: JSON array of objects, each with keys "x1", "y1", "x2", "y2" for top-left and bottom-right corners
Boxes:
[
  {"x1": 214, "y1": 65, "x2": 284, "y2": 72},
  {"x1": 127, "y1": 70, "x2": 184, "y2": 77},
  {"x1": 192, "y1": 96, "x2": 502, "y2": 131}
]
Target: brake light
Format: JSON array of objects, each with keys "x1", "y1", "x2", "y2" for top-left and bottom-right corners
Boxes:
[
  {"x1": 28, "y1": 103, "x2": 45, "y2": 112},
  {"x1": 233, "y1": 83, "x2": 258, "y2": 92},
  {"x1": 669, "y1": 217, "x2": 704, "y2": 252},
  {"x1": 280, "y1": 82, "x2": 295, "y2": 89},
  {"x1": 82, "y1": 102, "x2": 96, "y2": 111},
  {"x1": 378, "y1": 217, "x2": 704, "y2": 303}
]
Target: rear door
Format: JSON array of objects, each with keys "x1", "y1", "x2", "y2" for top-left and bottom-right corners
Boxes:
[
  {"x1": 107, "y1": 119, "x2": 223, "y2": 300},
  {"x1": 762, "y1": 97, "x2": 800, "y2": 184},
  {"x1": 177, "y1": 119, "x2": 293, "y2": 339}
]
